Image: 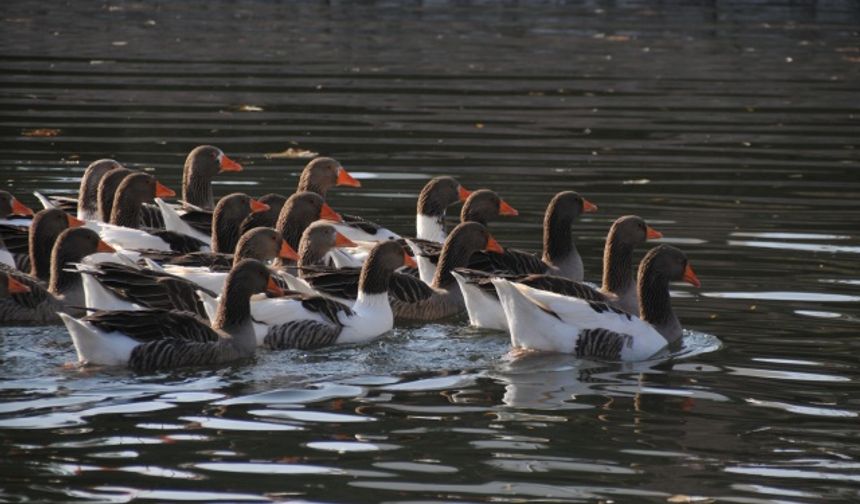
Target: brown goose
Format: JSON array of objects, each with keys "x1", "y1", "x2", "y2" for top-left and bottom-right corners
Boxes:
[
  {"x1": 297, "y1": 156, "x2": 406, "y2": 243},
  {"x1": 82, "y1": 226, "x2": 298, "y2": 315},
  {"x1": 408, "y1": 188, "x2": 518, "y2": 283},
  {"x1": 33, "y1": 159, "x2": 122, "y2": 220},
  {"x1": 238, "y1": 240, "x2": 415, "y2": 350},
  {"x1": 469, "y1": 190, "x2": 597, "y2": 281},
  {"x1": 0, "y1": 191, "x2": 37, "y2": 270},
  {"x1": 143, "y1": 226, "x2": 299, "y2": 272},
  {"x1": 94, "y1": 172, "x2": 208, "y2": 253},
  {"x1": 297, "y1": 222, "x2": 502, "y2": 322},
  {"x1": 296, "y1": 157, "x2": 361, "y2": 196},
  {"x1": 414, "y1": 176, "x2": 472, "y2": 243},
  {"x1": 453, "y1": 215, "x2": 662, "y2": 330},
  {"x1": 0, "y1": 208, "x2": 85, "y2": 278},
  {"x1": 60, "y1": 258, "x2": 282, "y2": 372},
  {"x1": 0, "y1": 271, "x2": 31, "y2": 297},
  {"x1": 239, "y1": 193, "x2": 288, "y2": 236},
  {"x1": 493, "y1": 245, "x2": 701, "y2": 361},
  {"x1": 97, "y1": 167, "x2": 134, "y2": 223},
  {"x1": 0, "y1": 227, "x2": 115, "y2": 325},
  {"x1": 275, "y1": 191, "x2": 342, "y2": 253},
  {"x1": 158, "y1": 192, "x2": 270, "y2": 253},
  {"x1": 182, "y1": 145, "x2": 243, "y2": 210}
]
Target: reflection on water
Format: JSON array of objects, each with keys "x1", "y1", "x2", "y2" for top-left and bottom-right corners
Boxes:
[{"x1": 2, "y1": 0, "x2": 860, "y2": 502}]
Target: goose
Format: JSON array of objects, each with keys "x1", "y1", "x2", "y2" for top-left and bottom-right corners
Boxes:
[
  {"x1": 275, "y1": 191, "x2": 342, "y2": 259},
  {"x1": 33, "y1": 159, "x2": 122, "y2": 220},
  {"x1": 408, "y1": 188, "x2": 518, "y2": 284},
  {"x1": 278, "y1": 221, "x2": 359, "y2": 296},
  {"x1": 492, "y1": 245, "x2": 701, "y2": 361},
  {"x1": 414, "y1": 176, "x2": 472, "y2": 243},
  {"x1": 0, "y1": 191, "x2": 36, "y2": 269},
  {"x1": 239, "y1": 193, "x2": 287, "y2": 236},
  {"x1": 153, "y1": 227, "x2": 299, "y2": 293},
  {"x1": 181, "y1": 145, "x2": 243, "y2": 210},
  {"x1": 59, "y1": 259, "x2": 281, "y2": 372},
  {"x1": 391, "y1": 222, "x2": 504, "y2": 321},
  {"x1": 93, "y1": 172, "x2": 208, "y2": 253},
  {"x1": 453, "y1": 215, "x2": 662, "y2": 330},
  {"x1": 206, "y1": 240, "x2": 414, "y2": 350},
  {"x1": 147, "y1": 226, "x2": 298, "y2": 273},
  {"x1": 22, "y1": 209, "x2": 87, "y2": 281},
  {"x1": 155, "y1": 192, "x2": 270, "y2": 249},
  {"x1": 81, "y1": 224, "x2": 299, "y2": 312},
  {"x1": 296, "y1": 157, "x2": 403, "y2": 243},
  {"x1": 0, "y1": 227, "x2": 115, "y2": 325},
  {"x1": 468, "y1": 190, "x2": 597, "y2": 281},
  {"x1": 0, "y1": 271, "x2": 31, "y2": 297}
]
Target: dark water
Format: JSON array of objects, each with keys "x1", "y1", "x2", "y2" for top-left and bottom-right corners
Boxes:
[{"x1": 2, "y1": 1, "x2": 860, "y2": 502}]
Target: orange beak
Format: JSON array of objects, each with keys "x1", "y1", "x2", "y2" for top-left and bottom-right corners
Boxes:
[
  {"x1": 11, "y1": 197, "x2": 33, "y2": 216},
  {"x1": 683, "y1": 263, "x2": 701, "y2": 288},
  {"x1": 336, "y1": 166, "x2": 361, "y2": 187},
  {"x1": 7, "y1": 275, "x2": 30, "y2": 294},
  {"x1": 278, "y1": 240, "x2": 299, "y2": 261},
  {"x1": 485, "y1": 235, "x2": 504, "y2": 254},
  {"x1": 219, "y1": 153, "x2": 243, "y2": 173},
  {"x1": 66, "y1": 214, "x2": 86, "y2": 228},
  {"x1": 646, "y1": 226, "x2": 663, "y2": 240},
  {"x1": 403, "y1": 251, "x2": 418, "y2": 268},
  {"x1": 458, "y1": 185, "x2": 472, "y2": 202},
  {"x1": 155, "y1": 181, "x2": 176, "y2": 198},
  {"x1": 335, "y1": 232, "x2": 357, "y2": 248},
  {"x1": 582, "y1": 198, "x2": 598, "y2": 213},
  {"x1": 96, "y1": 240, "x2": 116, "y2": 253},
  {"x1": 320, "y1": 203, "x2": 343, "y2": 222},
  {"x1": 499, "y1": 199, "x2": 518, "y2": 217},
  {"x1": 267, "y1": 276, "x2": 285, "y2": 297},
  {"x1": 249, "y1": 198, "x2": 270, "y2": 214}
]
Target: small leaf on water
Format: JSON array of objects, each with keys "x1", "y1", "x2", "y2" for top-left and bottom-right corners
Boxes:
[
  {"x1": 266, "y1": 148, "x2": 319, "y2": 159},
  {"x1": 22, "y1": 128, "x2": 61, "y2": 137},
  {"x1": 238, "y1": 105, "x2": 264, "y2": 112}
]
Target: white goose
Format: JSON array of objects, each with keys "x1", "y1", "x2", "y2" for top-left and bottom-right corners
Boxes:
[
  {"x1": 492, "y1": 245, "x2": 701, "y2": 362},
  {"x1": 201, "y1": 240, "x2": 415, "y2": 348},
  {"x1": 454, "y1": 215, "x2": 662, "y2": 331}
]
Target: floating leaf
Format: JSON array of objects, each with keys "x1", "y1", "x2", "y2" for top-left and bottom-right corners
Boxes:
[
  {"x1": 238, "y1": 105, "x2": 264, "y2": 112},
  {"x1": 266, "y1": 148, "x2": 319, "y2": 159},
  {"x1": 606, "y1": 34, "x2": 631, "y2": 42},
  {"x1": 22, "y1": 128, "x2": 61, "y2": 137}
]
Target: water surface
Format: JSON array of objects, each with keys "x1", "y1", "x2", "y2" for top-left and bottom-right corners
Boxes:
[{"x1": 1, "y1": 1, "x2": 859, "y2": 502}]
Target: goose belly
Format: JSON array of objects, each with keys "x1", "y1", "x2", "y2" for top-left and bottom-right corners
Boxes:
[
  {"x1": 59, "y1": 313, "x2": 138, "y2": 366},
  {"x1": 454, "y1": 277, "x2": 507, "y2": 331}
]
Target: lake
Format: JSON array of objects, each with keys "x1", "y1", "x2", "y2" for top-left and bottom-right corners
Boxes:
[{"x1": 1, "y1": 1, "x2": 859, "y2": 502}]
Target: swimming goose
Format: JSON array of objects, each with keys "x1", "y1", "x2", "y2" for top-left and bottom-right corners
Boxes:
[
  {"x1": 94, "y1": 172, "x2": 208, "y2": 253},
  {"x1": 0, "y1": 227, "x2": 114, "y2": 325},
  {"x1": 60, "y1": 258, "x2": 280, "y2": 371},
  {"x1": 408, "y1": 188, "x2": 518, "y2": 284},
  {"x1": 0, "y1": 208, "x2": 84, "y2": 277},
  {"x1": 414, "y1": 176, "x2": 472, "y2": 243},
  {"x1": 0, "y1": 191, "x2": 36, "y2": 269},
  {"x1": 33, "y1": 159, "x2": 122, "y2": 220},
  {"x1": 297, "y1": 157, "x2": 400, "y2": 243},
  {"x1": 239, "y1": 193, "x2": 288, "y2": 236},
  {"x1": 276, "y1": 191, "x2": 342, "y2": 254},
  {"x1": 453, "y1": 215, "x2": 662, "y2": 330},
  {"x1": 147, "y1": 226, "x2": 299, "y2": 273},
  {"x1": 228, "y1": 240, "x2": 414, "y2": 350},
  {"x1": 278, "y1": 221, "x2": 358, "y2": 295},
  {"x1": 156, "y1": 192, "x2": 269, "y2": 250},
  {"x1": 155, "y1": 227, "x2": 299, "y2": 293},
  {"x1": 469, "y1": 190, "x2": 597, "y2": 280},
  {"x1": 493, "y1": 245, "x2": 701, "y2": 361},
  {"x1": 182, "y1": 145, "x2": 243, "y2": 210},
  {"x1": 0, "y1": 271, "x2": 31, "y2": 297}
]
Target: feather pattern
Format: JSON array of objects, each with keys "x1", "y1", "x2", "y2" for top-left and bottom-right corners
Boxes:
[{"x1": 263, "y1": 319, "x2": 341, "y2": 350}]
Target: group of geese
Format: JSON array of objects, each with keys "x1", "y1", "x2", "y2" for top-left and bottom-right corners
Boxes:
[{"x1": 0, "y1": 145, "x2": 701, "y2": 372}]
